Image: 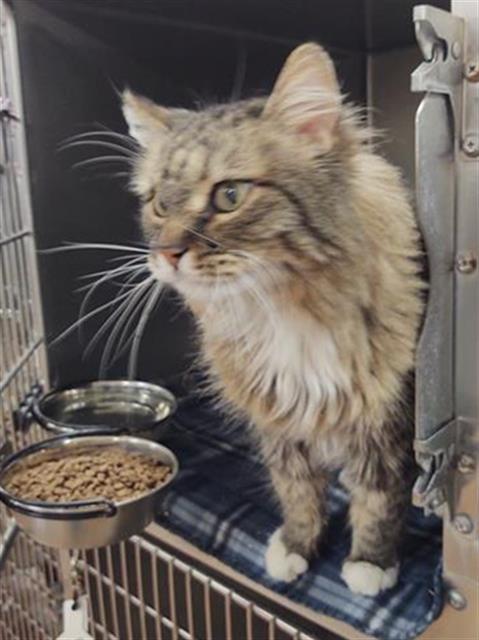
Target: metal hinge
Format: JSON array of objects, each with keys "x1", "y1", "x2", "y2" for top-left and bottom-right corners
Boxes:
[
  {"x1": 413, "y1": 419, "x2": 457, "y2": 516},
  {"x1": 413, "y1": 417, "x2": 477, "y2": 517}
]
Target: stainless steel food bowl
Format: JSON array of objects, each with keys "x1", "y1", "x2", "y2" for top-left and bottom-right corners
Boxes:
[
  {"x1": 33, "y1": 380, "x2": 177, "y2": 439},
  {"x1": 0, "y1": 433, "x2": 178, "y2": 549}
]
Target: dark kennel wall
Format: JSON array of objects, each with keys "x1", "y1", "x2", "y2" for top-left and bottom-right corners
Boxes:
[{"x1": 9, "y1": 0, "x2": 449, "y2": 388}]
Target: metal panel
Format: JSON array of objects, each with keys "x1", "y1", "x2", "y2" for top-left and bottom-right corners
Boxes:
[
  {"x1": 410, "y1": 4, "x2": 465, "y2": 515},
  {"x1": 414, "y1": 92, "x2": 455, "y2": 442},
  {"x1": 411, "y1": 4, "x2": 465, "y2": 445}
]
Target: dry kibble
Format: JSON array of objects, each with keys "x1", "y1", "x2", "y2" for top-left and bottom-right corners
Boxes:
[{"x1": 3, "y1": 446, "x2": 172, "y2": 504}]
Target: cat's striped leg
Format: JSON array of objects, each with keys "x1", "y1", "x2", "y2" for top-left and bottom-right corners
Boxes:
[
  {"x1": 263, "y1": 441, "x2": 328, "y2": 582},
  {"x1": 341, "y1": 483, "x2": 408, "y2": 596}
]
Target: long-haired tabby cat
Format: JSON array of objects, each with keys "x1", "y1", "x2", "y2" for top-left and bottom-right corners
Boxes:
[{"x1": 121, "y1": 43, "x2": 424, "y2": 596}]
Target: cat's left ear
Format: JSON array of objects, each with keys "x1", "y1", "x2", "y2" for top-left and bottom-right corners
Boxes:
[
  {"x1": 122, "y1": 89, "x2": 170, "y2": 147},
  {"x1": 263, "y1": 43, "x2": 341, "y2": 151}
]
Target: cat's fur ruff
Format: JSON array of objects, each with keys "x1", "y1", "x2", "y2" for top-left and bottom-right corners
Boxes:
[{"x1": 122, "y1": 43, "x2": 424, "y2": 595}]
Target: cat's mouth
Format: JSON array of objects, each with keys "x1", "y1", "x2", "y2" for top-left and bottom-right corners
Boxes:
[{"x1": 148, "y1": 250, "x2": 189, "y2": 282}]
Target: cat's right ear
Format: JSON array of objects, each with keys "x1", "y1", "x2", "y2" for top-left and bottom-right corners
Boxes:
[{"x1": 122, "y1": 89, "x2": 170, "y2": 147}]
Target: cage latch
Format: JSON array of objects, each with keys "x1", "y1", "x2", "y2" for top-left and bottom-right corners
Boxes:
[
  {"x1": 12, "y1": 382, "x2": 44, "y2": 431},
  {"x1": 412, "y1": 5, "x2": 479, "y2": 157},
  {"x1": 411, "y1": 6, "x2": 464, "y2": 122},
  {"x1": 413, "y1": 419, "x2": 457, "y2": 516}
]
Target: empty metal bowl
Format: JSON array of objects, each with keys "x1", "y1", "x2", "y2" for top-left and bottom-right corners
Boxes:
[
  {"x1": 33, "y1": 380, "x2": 177, "y2": 439},
  {"x1": 0, "y1": 432, "x2": 178, "y2": 549}
]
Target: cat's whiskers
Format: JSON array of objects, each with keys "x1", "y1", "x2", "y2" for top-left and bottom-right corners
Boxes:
[
  {"x1": 49, "y1": 287, "x2": 137, "y2": 348},
  {"x1": 79, "y1": 255, "x2": 151, "y2": 360},
  {"x1": 77, "y1": 256, "x2": 147, "y2": 286},
  {"x1": 100, "y1": 171, "x2": 132, "y2": 180},
  {"x1": 58, "y1": 139, "x2": 137, "y2": 159},
  {"x1": 62, "y1": 128, "x2": 139, "y2": 151},
  {"x1": 72, "y1": 155, "x2": 135, "y2": 170},
  {"x1": 45, "y1": 242, "x2": 157, "y2": 377},
  {"x1": 107, "y1": 281, "x2": 160, "y2": 366},
  {"x1": 76, "y1": 257, "x2": 148, "y2": 343},
  {"x1": 76, "y1": 269, "x2": 145, "y2": 291},
  {"x1": 98, "y1": 277, "x2": 158, "y2": 376},
  {"x1": 127, "y1": 281, "x2": 165, "y2": 379},
  {"x1": 75, "y1": 263, "x2": 148, "y2": 303},
  {"x1": 59, "y1": 128, "x2": 139, "y2": 172},
  {"x1": 80, "y1": 260, "x2": 148, "y2": 314},
  {"x1": 83, "y1": 276, "x2": 152, "y2": 362},
  {"x1": 40, "y1": 242, "x2": 149, "y2": 255},
  {"x1": 174, "y1": 221, "x2": 224, "y2": 250}
]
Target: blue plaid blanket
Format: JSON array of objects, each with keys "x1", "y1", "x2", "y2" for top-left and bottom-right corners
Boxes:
[{"x1": 156, "y1": 394, "x2": 444, "y2": 640}]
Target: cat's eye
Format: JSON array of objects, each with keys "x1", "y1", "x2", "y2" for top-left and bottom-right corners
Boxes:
[
  {"x1": 140, "y1": 190, "x2": 154, "y2": 205},
  {"x1": 211, "y1": 181, "x2": 252, "y2": 213},
  {"x1": 152, "y1": 193, "x2": 167, "y2": 217}
]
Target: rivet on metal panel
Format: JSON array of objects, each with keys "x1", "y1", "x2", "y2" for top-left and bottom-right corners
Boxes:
[
  {"x1": 455, "y1": 251, "x2": 477, "y2": 273},
  {"x1": 465, "y1": 61, "x2": 479, "y2": 82},
  {"x1": 463, "y1": 134, "x2": 479, "y2": 157},
  {"x1": 457, "y1": 453, "x2": 476, "y2": 473},
  {"x1": 447, "y1": 589, "x2": 467, "y2": 610},
  {"x1": 453, "y1": 513, "x2": 474, "y2": 534},
  {"x1": 451, "y1": 41, "x2": 462, "y2": 59}
]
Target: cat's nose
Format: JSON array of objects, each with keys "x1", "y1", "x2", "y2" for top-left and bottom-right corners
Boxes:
[{"x1": 158, "y1": 246, "x2": 188, "y2": 268}]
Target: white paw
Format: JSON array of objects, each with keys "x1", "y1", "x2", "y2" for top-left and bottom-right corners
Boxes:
[
  {"x1": 265, "y1": 528, "x2": 308, "y2": 583},
  {"x1": 341, "y1": 560, "x2": 398, "y2": 596}
]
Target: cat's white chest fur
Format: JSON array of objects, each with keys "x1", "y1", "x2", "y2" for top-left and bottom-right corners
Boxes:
[{"x1": 206, "y1": 297, "x2": 351, "y2": 439}]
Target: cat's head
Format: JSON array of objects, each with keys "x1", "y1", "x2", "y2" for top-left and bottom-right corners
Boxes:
[{"x1": 122, "y1": 43, "x2": 355, "y2": 304}]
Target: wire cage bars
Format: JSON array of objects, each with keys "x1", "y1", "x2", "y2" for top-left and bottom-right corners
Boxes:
[
  {"x1": 0, "y1": 4, "x2": 63, "y2": 640},
  {"x1": 77, "y1": 534, "x2": 316, "y2": 640}
]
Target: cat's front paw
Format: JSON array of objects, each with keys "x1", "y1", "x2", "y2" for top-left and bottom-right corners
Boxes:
[
  {"x1": 265, "y1": 528, "x2": 308, "y2": 582},
  {"x1": 341, "y1": 559, "x2": 398, "y2": 596}
]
